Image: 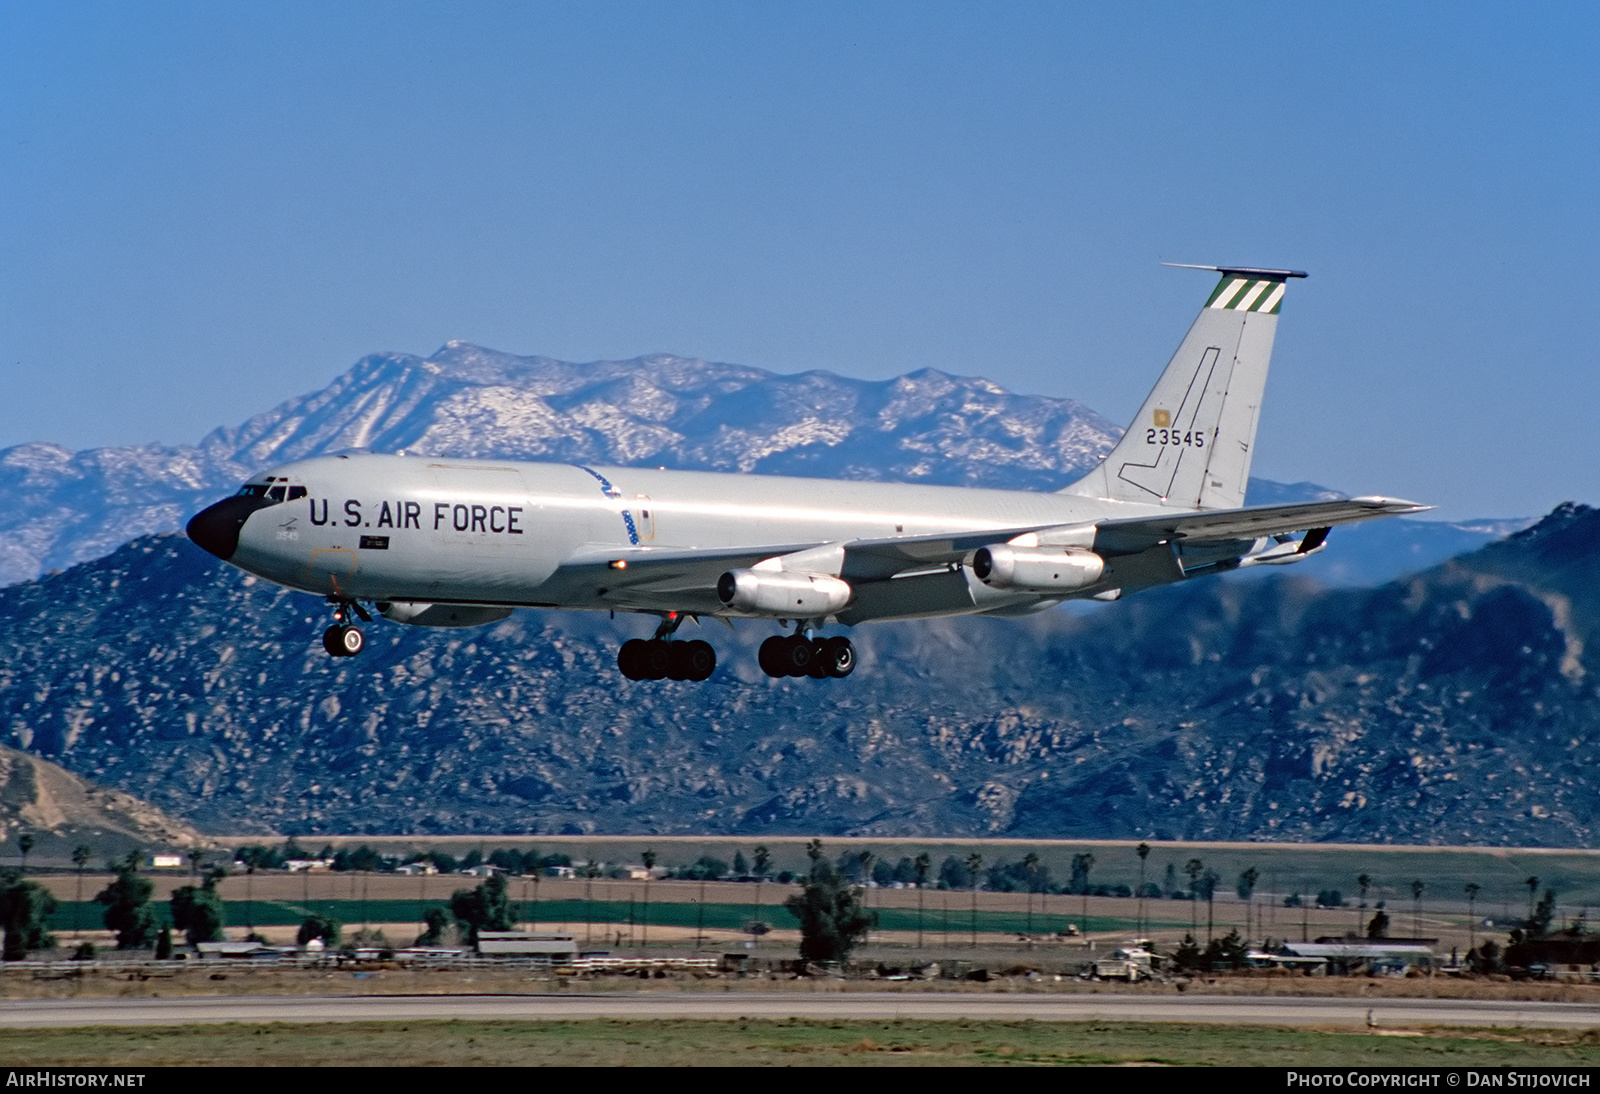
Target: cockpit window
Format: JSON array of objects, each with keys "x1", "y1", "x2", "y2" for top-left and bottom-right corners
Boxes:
[{"x1": 235, "y1": 482, "x2": 302, "y2": 503}]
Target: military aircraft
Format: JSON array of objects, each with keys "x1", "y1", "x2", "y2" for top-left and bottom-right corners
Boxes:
[{"x1": 187, "y1": 265, "x2": 1426, "y2": 682}]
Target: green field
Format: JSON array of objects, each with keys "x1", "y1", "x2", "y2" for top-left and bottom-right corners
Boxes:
[
  {"x1": 3, "y1": 1019, "x2": 1599, "y2": 1066},
  {"x1": 241, "y1": 835, "x2": 1600, "y2": 915}
]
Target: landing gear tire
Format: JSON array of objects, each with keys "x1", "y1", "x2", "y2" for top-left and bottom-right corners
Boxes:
[
  {"x1": 758, "y1": 636, "x2": 788, "y2": 678},
  {"x1": 667, "y1": 642, "x2": 691, "y2": 681},
  {"x1": 782, "y1": 635, "x2": 814, "y2": 677},
  {"x1": 822, "y1": 636, "x2": 856, "y2": 678},
  {"x1": 621, "y1": 637, "x2": 717, "y2": 682},
  {"x1": 323, "y1": 624, "x2": 364, "y2": 657},
  {"x1": 759, "y1": 633, "x2": 854, "y2": 679},
  {"x1": 806, "y1": 639, "x2": 830, "y2": 679},
  {"x1": 681, "y1": 639, "x2": 716, "y2": 681},
  {"x1": 618, "y1": 638, "x2": 648, "y2": 680},
  {"x1": 640, "y1": 639, "x2": 671, "y2": 680}
]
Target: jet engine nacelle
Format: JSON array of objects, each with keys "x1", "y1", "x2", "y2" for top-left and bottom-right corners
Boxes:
[
  {"x1": 970, "y1": 545, "x2": 1106, "y2": 591},
  {"x1": 378, "y1": 601, "x2": 514, "y2": 628},
  {"x1": 717, "y1": 569, "x2": 852, "y2": 617}
]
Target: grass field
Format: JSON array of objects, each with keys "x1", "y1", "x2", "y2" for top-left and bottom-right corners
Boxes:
[
  {"x1": 35, "y1": 832, "x2": 1600, "y2": 958},
  {"x1": 196, "y1": 835, "x2": 1600, "y2": 914},
  {"x1": 28, "y1": 869, "x2": 1540, "y2": 955},
  {"x1": 4, "y1": 1019, "x2": 1600, "y2": 1066}
]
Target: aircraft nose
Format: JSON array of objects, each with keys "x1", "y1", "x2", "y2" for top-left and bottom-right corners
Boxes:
[{"x1": 186, "y1": 496, "x2": 271, "y2": 561}]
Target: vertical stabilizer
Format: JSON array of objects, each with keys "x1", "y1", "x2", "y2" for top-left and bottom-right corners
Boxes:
[{"x1": 1062, "y1": 265, "x2": 1305, "y2": 510}]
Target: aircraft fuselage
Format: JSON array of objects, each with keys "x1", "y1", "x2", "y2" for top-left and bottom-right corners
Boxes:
[{"x1": 209, "y1": 453, "x2": 1173, "y2": 621}]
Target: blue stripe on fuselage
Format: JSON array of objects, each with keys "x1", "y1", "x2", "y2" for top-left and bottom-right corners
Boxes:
[{"x1": 575, "y1": 465, "x2": 640, "y2": 546}]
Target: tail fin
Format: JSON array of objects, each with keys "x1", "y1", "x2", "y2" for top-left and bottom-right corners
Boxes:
[{"x1": 1063, "y1": 265, "x2": 1306, "y2": 510}]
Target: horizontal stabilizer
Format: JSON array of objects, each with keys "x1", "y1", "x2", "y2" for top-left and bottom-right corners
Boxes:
[{"x1": 1092, "y1": 496, "x2": 1429, "y2": 555}]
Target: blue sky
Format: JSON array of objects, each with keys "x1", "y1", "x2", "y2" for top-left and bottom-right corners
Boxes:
[{"x1": 2, "y1": 2, "x2": 1595, "y2": 520}]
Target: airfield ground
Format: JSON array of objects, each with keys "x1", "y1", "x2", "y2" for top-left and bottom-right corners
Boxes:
[
  {"x1": 14, "y1": 838, "x2": 1600, "y2": 1066},
  {"x1": 24, "y1": 867, "x2": 1578, "y2": 960},
  {"x1": 7, "y1": 1016, "x2": 1600, "y2": 1067}
]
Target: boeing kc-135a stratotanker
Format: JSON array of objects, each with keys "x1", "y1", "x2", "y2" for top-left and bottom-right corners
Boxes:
[{"x1": 187, "y1": 265, "x2": 1426, "y2": 682}]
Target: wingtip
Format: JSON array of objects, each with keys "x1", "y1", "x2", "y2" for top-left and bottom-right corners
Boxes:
[{"x1": 1351, "y1": 495, "x2": 1432, "y2": 514}]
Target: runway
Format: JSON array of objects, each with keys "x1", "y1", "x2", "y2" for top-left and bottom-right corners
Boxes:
[{"x1": 4, "y1": 992, "x2": 1599, "y2": 1030}]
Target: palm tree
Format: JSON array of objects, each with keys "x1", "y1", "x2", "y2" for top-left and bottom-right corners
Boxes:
[
  {"x1": 585, "y1": 862, "x2": 600, "y2": 945},
  {"x1": 1238, "y1": 867, "x2": 1260, "y2": 942},
  {"x1": 1465, "y1": 882, "x2": 1481, "y2": 953},
  {"x1": 966, "y1": 852, "x2": 983, "y2": 948},
  {"x1": 1526, "y1": 876, "x2": 1540, "y2": 927},
  {"x1": 71, "y1": 844, "x2": 91, "y2": 938},
  {"x1": 641, "y1": 849, "x2": 657, "y2": 949},
  {"x1": 751, "y1": 845, "x2": 770, "y2": 947},
  {"x1": 1135, "y1": 843, "x2": 1151, "y2": 936},
  {"x1": 695, "y1": 869, "x2": 708, "y2": 951},
  {"x1": 17, "y1": 833, "x2": 33, "y2": 876},
  {"x1": 242, "y1": 847, "x2": 261, "y2": 935},
  {"x1": 1357, "y1": 874, "x2": 1372, "y2": 936},
  {"x1": 529, "y1": 860, "x2": 541, "y2": 933},
  {"x1": 1202, "y1": 869, "x2": 1219, "y2": 944},
  {"x1": 857, "y1": 849, "x2": 875, "y2": 941},
  {"x1": 914, "y1": 852, "x2": 931, "y2": 949},
  {"x1": 1184, "y1": 859, "x2": 1204, "y2": 935},
  {"x1": 1411, "y1": 880, "x2": 1425, "y2": 938},
  {"x1": 1300, "y1": 877, "x2": 1311, "y2": 942},
  {"x1": 1022, "y1": 852, "x2": 1040, "y2": 939},
  {"x1": 1074, "y1": 853, "x2": 1095, "y2": 944}
]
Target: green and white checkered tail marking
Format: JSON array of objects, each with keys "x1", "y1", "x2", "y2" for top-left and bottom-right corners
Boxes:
[{"x1": 1206, "y1": 276, "x2": 1288, "y2": 313}]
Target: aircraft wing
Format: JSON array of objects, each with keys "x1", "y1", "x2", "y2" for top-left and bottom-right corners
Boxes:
[
  {"x1": 838, "y1": 526, "x2": 1057, "y2": 580},
  {"x1": 548, "y1": 495, "x2": 1427, "y2": 610},
  {"x1": 1090, "y1": 496, "x2": 1430, "y2": 554},
  {"x1": 547, "y1": 542, "x2": 836, "y2": 611},
  {"x1": 837, "y1": 496, "x2": 1428, "y2": 572},
  {"x1": 558, "y1": 526, "x2": 1055, "y2": 592}
]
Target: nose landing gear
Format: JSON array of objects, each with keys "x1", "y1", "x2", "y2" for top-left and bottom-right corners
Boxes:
[
  {"x1": 758, "y1": 632, "x2": 855, "y2": 679},
  {"x1": 322, "y1": 599, "x2": 371, "y2": 658}
]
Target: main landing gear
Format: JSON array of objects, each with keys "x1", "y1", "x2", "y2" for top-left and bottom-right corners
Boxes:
[
  {"x1": 617, "y1": 638, "x2": 716, "y2": 681},
  {"x1": 618, "y1": 612, "x2": 717, "y2": 682},
  {"x1": 613, "y1": 616, "x2": 855, "y2": 683},
  {"x1": 758, "y1": 633, "x2": 855, "y2": 679},
  {"x1": 322, "y1": 599, "x2": 371, "y2": 658}
]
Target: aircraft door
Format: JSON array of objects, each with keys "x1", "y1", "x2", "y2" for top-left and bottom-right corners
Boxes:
[{"x1": 632, "y1": 495, "x2": 655, "y2": 540}]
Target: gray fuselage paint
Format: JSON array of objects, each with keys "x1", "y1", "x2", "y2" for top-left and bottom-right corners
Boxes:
[{"x1": 227, "y1": 454, "x2": 1178, "y2": 622}]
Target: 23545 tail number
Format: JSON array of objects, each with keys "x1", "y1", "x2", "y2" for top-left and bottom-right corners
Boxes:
[{"x1": 1147, "y1": 428, "x2": 1206, "y2": 447}]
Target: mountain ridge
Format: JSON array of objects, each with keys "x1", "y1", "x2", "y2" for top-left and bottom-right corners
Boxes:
[{"x1": 0, "y1": 503, "x2": 1591, "y2": 845}]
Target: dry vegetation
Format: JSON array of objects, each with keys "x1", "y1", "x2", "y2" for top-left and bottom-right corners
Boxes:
[
  {"x1": 5, "y1": 1018, "x2": 1600, "y2": 1067},
  {"x1": 7, "y1": 961, "x2": 1600, "y2": 1004}
]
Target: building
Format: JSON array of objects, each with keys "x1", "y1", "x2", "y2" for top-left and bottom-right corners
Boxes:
[{"x1": 475, "y1": 932, "x2": 578, "y2": 960}]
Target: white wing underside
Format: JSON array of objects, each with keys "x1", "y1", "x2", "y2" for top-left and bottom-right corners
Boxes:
[{"x1": 551, "y1": 496, "x2": 1428, "y2": 611}]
